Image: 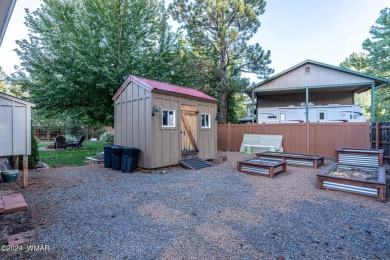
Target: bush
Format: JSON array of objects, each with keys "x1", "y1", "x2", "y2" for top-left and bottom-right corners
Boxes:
[
  {"x1": 63, "y1": 134, "x2": 77, "y2": 143},
  {"x1": 8, "y1": 126, "x2": 40, "y2": 169},
  {"x1": 100, "y1": 131, "x2": 114, "y2": 143}
]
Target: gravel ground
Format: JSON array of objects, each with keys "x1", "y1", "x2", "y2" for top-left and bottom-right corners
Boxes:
[{"x1": 1, "y1": 151, "x2": 390, "y2": 259}]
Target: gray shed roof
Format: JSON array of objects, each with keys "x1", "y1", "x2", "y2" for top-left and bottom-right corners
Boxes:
[
  {"x1": 0, "y1": 0, "x2": 17, "y2": 47},
  {"x1": 0, "y1": 92, "x2": 35, "y2": 107},
  {"x1": 248, "y1": 60, "x2": 389, "y2": 94}
]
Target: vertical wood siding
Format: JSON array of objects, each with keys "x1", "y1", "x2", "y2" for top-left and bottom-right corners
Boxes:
[
  {"x1": 114, "y1": 82, "x2": 152, "y2": 168},
  {"x1": 218, "y1": 122, "x2": 370, "y2": 157},
  {"x1": 114, "y1": 81, "x2": 218, "y2": 168},
  {"x1": 152, "y1": 93, "x2": 217, "y2": 168},
  {"x1": 254, "y1": 64, "x2": 374, "y2": 90}
]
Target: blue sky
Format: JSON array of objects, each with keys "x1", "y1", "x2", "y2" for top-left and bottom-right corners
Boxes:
[{"x1": 0, "y1": 0, "x2": 388, "y2": 82}]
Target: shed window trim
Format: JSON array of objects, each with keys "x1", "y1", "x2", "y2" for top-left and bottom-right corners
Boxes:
[
  {"x1": 201, "y1": 113, "x2": 211, "y2": 128},
  {"x1": 162, "y1": 109, "x2": 176, "y2": 127}
]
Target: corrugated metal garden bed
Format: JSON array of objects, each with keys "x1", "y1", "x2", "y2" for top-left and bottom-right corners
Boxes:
[
  {"x1": 237, "y1": 157, "x2": 286, "y2": 178},
  {"x1": 335, "y1": 148, "x2": 384, "y2": 167},
  {"x1": 317, "y1": 163, "x2": 386, "y2": 202},
  {"x1": 256, "y1": 151, "x2": 324, "y2": 168}
]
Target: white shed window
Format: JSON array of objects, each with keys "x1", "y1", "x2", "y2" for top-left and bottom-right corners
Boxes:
[
  {"x1": 162, "y1": 109, "x2": 175, "y2": 127},
  {"x1": 304, "y1": 66, "x2": 311, "y2": 74},
  {"x1": 201, "y1": 113, "x2": 211, "y2": 128}
]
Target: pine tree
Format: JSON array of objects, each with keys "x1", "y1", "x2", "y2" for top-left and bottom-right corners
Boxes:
[{"x1": 170, "y1": 0, "x2": 274, "y2": 123}]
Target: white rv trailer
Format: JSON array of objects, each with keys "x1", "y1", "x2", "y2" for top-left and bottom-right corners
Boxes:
[{"x1": 257, "y1": 103, "x2": 366, "y2": 124}]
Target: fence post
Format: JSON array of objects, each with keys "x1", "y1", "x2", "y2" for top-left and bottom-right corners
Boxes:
[
  {"x1": 306, "y1": 122, "x2": 310, "y2": 154},
  {"x1": 375, "y1": 122, "x2": 380, "y2": 149},
  {"x1": 228, "y1": 123, "x2": 231, "y2": 151}
]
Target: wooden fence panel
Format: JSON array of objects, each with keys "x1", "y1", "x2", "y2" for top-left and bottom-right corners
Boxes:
[
  {"x1": 230, "y1": 124, "x2": 250, "y2": 151},
  {"x1": 218, "y1": 122, "x2": 370, "y2": 158},
  {"x1": 372, "y1": 122, "x2": 390, "y2": 159},
  {"x1": 310, "y1": 122, "x2": 370, "y2": 157},
  {"x1": 262, "y1": 124, "x2": 307, "y2": 154},
  {"x1": 217, "y1": 125, "x2": 229, "y2": 151}
]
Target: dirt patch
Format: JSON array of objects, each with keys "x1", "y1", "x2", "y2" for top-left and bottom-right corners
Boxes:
[{"x1": 328, "y1": 167, "x2": 378, "y2": 181}]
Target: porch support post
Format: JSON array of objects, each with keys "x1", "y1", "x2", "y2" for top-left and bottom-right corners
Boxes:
[
  {"x1": 305, "y1": 87, "x2": 309, "y2": 122},
  {"x1": 251, "y1": 90, "x2": 255, "y2": 123},
  {"x1": 371, "y1": 83, "x2": 375, "y2": 124}
]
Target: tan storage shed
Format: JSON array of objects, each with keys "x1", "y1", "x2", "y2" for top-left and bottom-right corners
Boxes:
[
  {"x1": 0, "y1": 92, "x2": 35, "y2": 187},
  {"x1": 112, "y1": 75, "x2": 218, "y2": 169}
]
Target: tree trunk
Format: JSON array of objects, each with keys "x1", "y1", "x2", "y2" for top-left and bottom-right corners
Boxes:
[
  {"x1": 219, "y1": 92, "x2": 228, "y2": 124},
  {"x1": 219, "y1": 42, "x2": 229, "y2": 124}
]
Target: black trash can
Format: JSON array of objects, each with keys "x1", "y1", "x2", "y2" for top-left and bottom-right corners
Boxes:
[
  {"x1": 103, "y1": 146, "x2": 112, "y2": 168},
  {"x1": 111, "y1": 146, "x2": 123, "y2": 170},
  {"x1": 121, "y1": 147, "x2": 141, "y2": 173}
]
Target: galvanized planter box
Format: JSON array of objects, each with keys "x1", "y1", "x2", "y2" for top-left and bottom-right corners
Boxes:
[
  {"x1": 317, "y1": 163, "x2": 387, "y2": 202},
  {"x1": 335, "y1": 148, "x2": 384, "y2": 167},
  {"x1": 256, "y1": 151, "x2": 324, "y2": 168},
  {"x1": 237, "y1": 158, "x2": 286, "y2": 178}
]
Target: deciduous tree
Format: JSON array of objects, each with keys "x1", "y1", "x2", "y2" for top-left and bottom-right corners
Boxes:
[{"x1": 11, "y1": 0, "x2": 186, "y2": 126}]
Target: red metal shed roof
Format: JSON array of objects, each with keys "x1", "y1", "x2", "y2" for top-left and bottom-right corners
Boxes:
[{"x1": 112, "y1": 75, "x2": 217, "y2": 102}]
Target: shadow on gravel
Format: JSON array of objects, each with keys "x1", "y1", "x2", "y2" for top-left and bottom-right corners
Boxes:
[{"x1": 240, "y1": 198, "x2": 390, "y2": 259}]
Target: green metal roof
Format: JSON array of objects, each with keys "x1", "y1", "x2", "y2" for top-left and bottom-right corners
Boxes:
[{"x1": 246, "y1": 59, "x2": 389, "y2": 91}]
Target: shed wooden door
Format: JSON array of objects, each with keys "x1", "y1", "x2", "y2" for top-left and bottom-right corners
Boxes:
[{"x1": 181, "y1": 105, "x2": 198, "y2": 155}]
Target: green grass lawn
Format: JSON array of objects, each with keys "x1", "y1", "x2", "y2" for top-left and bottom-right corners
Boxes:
[{"x1": 38, "y1": 141, "x2": 108, "y2": 167}]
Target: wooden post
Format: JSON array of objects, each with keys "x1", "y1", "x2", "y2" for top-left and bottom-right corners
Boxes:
[
  {"x1": 251, "y1": 90, "x2": 255, "y2": 124},
  {"x1": 23, "y1": 155, "x2": 28, "y2": 188},
  {"x1": 371, "y1": 83, "x2": 375, "y2": 124},
  {"x1": 305, "y1": 87, "x2": 309, "y2": 123},
  {"x1": 228, "y1": 123, "x2": 231, "y2": 151},
  {"x1": 375, "y1": 122, "x2": 380, "y2": 149},
  {"x1": 13, "y1": 155, "x2": 19, "y2": 170},
  {"x1": 306, "y1": 122, "x2": 310, "y2": 154}
]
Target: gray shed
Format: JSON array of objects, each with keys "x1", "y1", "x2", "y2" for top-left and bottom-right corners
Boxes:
[
  {"x1": 112, "y1": 75, "x2": 218, "y2": 169},
  {"x1": 0, "y1": 92, "x2": 35, "y2": 186}
]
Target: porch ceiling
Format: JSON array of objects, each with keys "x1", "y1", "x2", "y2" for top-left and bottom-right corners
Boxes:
[{"x1": 254, "y1": 84, "x2": 370, "y2": 96}]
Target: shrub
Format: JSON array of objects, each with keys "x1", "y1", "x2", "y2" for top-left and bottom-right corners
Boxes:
[
  {"x1": 63, "y1": 134, "x2": 77, "y2": 143},
  {"x1": 100, "y1": 131, "x2": 114, "y2": 143}
]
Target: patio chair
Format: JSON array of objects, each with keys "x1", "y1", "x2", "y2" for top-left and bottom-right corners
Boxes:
[
  {"x1": 69, "y1": 135, "x2": 86, "y2": 149},
  {"x1": 54, "y1": 135, "x2": 68, "y2": 149}
]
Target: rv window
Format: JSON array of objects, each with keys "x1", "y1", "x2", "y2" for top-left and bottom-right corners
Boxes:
[
  {"x1": 279, "y1": 112, "x2": 285, "y2": 122},
  {"x1": 162, "y1": 109, "x2": 175, "y2": 127},
  {"x1": 319, "y1": 112, "x2": 325, "y2": 120},
  {"x1": 201, "y1": 114, "x2": 211, "y2": 128},
  {"x1": 268, "y1": 115, "x2": 277, "y2": 119}
]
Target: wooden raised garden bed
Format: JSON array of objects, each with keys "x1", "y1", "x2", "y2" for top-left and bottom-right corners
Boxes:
[
  {"x1": 237, "y1": 158, "x2": 286, "y2": 178},
  {"x1": 256, "y1": 151, "x2": 324, "y2": 168},
  {"x1": 335, "y1": 148, "x2": 384, "y2": 167},
  {"x1": 317, "y1": 163, "x2": 386, "y2": 202}
]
